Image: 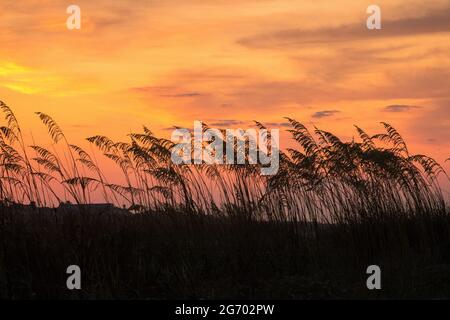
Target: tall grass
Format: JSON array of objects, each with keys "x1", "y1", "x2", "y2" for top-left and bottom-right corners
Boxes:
[
  {"x1": 0, "y1": 99, "x2": 450, "y2": 299},
  {"x1": 0, "y1": 100, "x2": 447, "y2": 219}
]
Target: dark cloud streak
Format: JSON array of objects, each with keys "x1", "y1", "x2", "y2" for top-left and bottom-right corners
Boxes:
[
  {"x1": 383, "y1": 105, "x2": 421, "y2": 112},
  {"x1": 312, "y1": 110, "x2": 340, "y2": 119},
  {"x1": 239, "y1": 6, "x2": 450, "y2": 47}
]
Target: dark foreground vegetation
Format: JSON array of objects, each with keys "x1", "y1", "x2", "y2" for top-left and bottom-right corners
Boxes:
[
  {"x1": 0, "y1": 100, "x2": 449, "y2": 299},
  {"x1": 1, "y1": 206, "x2": 450, "y2": 299}
]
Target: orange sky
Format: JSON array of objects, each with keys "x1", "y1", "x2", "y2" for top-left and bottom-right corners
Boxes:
[{"x1": 0, "y1": 0, "x2": 449, "y2": 189}]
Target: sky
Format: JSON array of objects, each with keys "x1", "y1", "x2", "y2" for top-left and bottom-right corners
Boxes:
[{"x1": 0, "y1": 0, "x2": 449, "y2": 190}]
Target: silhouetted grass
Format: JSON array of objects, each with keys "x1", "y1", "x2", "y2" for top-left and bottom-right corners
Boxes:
[{"x1": 0, "y1": 100, "x2": 449, "y2": 299}]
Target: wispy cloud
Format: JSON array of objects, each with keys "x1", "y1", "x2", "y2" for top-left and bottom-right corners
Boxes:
[
  {"x1": 131, "y1": 86, "x2": 174, "y2": 92},
  {"x1": 160, "y1": 92, "x2": 203, "y2": 98},
  {"x1": 239, "y1": 6, "x2": 450, "y2": 47},
  {"x1": 262, "y1": 121, "x2": 291, "y2": 128},
  {"x1": 383, "y1": 104, "x2": 421, "y2": 112},
  {"x1": 209, "y1": 119, "x2": 246, "y2": 127},
  {"x1": 312, "y1": 110, "x2": 340, "y2": 119},
  {"x1": 131, "y1": 86, "x2": 203, "y2": 98}
]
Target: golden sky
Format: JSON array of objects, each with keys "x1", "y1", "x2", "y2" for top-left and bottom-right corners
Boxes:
[{"x1": 0, "y1": 0, "x2": 449, "y2": 184}]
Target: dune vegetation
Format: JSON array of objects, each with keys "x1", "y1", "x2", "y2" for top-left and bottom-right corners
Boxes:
[{"x1": 0, "y1": 99, "x2": 449, "y2": 299}]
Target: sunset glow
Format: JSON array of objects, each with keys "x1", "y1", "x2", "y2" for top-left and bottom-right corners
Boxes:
[{"x1": 1, "y1": 0, "x2": 449, "y2": 185}]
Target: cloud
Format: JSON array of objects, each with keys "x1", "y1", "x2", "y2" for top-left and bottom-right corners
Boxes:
[
  {"x1": 160, "y1": 92, "x2": 203, "y2": 98},
  {"x1": 262, "y1": 121, "x2": 291, "y2": 128},
  {"x1": 239, "y1": 6, "x2": 450, "y2": 47},
  {"x1": 383, "y1": 104, "x2": 421, "y2": 112},
  {"x1": 209, "y1": 119, "x2": 246, "y2": 127},
  {"x1": 374, "y1": 68, "x2": 450, "y2": 100},
  {"x1": 312, "y1": 110, "x2": 340, "y2": 119},
  {"x1": 131, "y1": 86, "x2": 174, "y2": 92},
  {"x1": 290, "y1": 44, "x2": 434, "y2": 83},
  {"x1": 131, "y1": 86, "x2": 203, "y2": 98}
]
